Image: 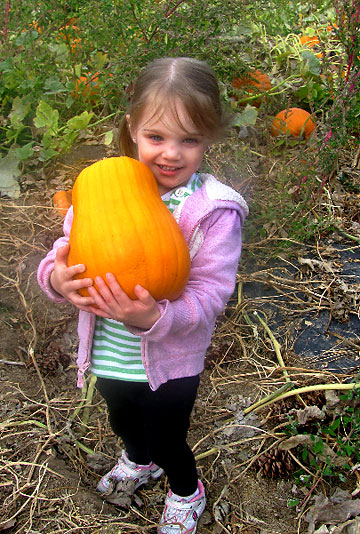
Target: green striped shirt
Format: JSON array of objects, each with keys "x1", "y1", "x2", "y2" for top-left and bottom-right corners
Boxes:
[{"x1": 90, "y1": 173, "x2": 203, "y2": 382}]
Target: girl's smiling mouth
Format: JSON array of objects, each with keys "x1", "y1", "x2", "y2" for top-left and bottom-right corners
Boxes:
[{"x1": 157, "y1": 164, "x2": 183, "y2": 174}]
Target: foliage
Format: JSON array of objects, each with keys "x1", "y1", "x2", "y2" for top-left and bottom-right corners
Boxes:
[
  {"x1": 285, "y1": 385, "x2": 360, "y2": 510},
  {"x1": 0, "y1": 0, "x2": 357, "y2": 227},
  {"x1": 0, "y1": 0, "x2": 248, "y2": 196}
]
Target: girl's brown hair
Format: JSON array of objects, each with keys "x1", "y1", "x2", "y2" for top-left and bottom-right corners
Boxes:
[{"x1": 118, "y1": 57, "x2": 229, "y2": 158}]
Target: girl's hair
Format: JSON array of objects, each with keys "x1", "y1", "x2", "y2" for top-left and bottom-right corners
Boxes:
[{"x1": 119, "y1": 57, "x2": 229, "y2": 158}]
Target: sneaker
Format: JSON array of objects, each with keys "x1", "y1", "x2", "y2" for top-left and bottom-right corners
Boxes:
[
  {"x1": 96, "y1": 450, "x2": 163, "y2": 494},
  {"x1": 158, "y1": 480, "x2": 206, "y2": 533}
]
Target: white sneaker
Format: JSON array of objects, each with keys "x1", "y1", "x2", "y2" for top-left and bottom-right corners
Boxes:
[
  {"x1": 158, "y1": 480, "x2": 206, "y2": 533},
  {"x1": 96, "y1": 450, "x2": 163, "y2": 494}
]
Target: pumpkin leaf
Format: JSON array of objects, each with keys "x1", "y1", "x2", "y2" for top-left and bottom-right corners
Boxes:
[
  {"x1": 34, "y1": 100, "x2": 59, "y2": 135},
  {"x1": 9, "y1": 97, "x2": 31, "y2": 128},
  {"x1": 44, "y1": 77, "x2": 67, "y2": 95},
  {"x1": 301, "y1": 50, "x2": 321, "y2": 76},
  {"x1": 14, "y1": 142, "x2": 34, "y2": 161},
  {"x1": 66, "y1": 111, "x2": 94, "y2": 131},
  {"x1": 104, "y1": 130, "x2": 114, "y2": 146},
  {"x1": 232, "y1": 105, "x2": 258, "y2": 127},
  {"x1": 0, "y1": 152, "x2": 21, "y2": 199},
  {"x1": 47, "y1": 42, "x2": 69, "y2": 63}
]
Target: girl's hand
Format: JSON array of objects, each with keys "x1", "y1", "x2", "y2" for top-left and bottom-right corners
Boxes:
[
  {"x1": 87, "y1": 273, "x2": 161, "y2": 330},
  {"x1": 50, "y1": 245, "x2": 95, "y2": 311}
]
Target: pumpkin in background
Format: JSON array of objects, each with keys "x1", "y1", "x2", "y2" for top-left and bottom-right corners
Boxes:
[
  {"x1": 67, "y1": 157, "x2": 191, "y2": 301},
  {"x1": 299, "y1": 35, "x2": 320, "y2": 47},
  {"x1": 73, "y1": 72, "x2": 100, "y2": 102},
  {"x1": 271, "y1": 108, "x2": 316, "y2": 139},
  {"x1": 232, "y1": 70, "x2": 272, "y2": 107},
  {"x1": 53, "y1": 189, "x2": 72, "y2": 217},
  {"x1": 299, "y1": 34, "x2": 323, "y2": 58}
]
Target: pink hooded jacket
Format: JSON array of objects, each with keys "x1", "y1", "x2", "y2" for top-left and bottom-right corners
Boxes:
[{"x1": 37, "y1": 173, "x2": 248, "y2": 391}]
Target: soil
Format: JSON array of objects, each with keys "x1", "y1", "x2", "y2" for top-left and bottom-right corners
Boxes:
[{"x1": 1, "y1": 141, "x2": 360, "y2": 534}]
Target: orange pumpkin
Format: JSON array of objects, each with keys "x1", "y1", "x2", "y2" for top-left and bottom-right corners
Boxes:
[
  {"x1": 73, "y1": 72, "x2": 100, "y2": 101},
  {"x1": 232, "y1": 70, "x2": 272, "y2": 107},
  {"x1": 53, "y1": 189, "x2": 72, "y2": 217},
  {"x1": 299, "y1": 34, "x2": 323, "y2": 58},
  {"x1": 271, "y1": 108, "x2": 316, "y2": 139},
  {"x1": 67, "y1": 157, "x2": 191, "y2": 301},
  {"x1": 299, "y1": 35, "x2": 320, "y2": 47}
]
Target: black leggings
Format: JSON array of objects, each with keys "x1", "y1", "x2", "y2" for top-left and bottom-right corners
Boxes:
[{"x1": 96, "y1": 375, "x2": 200, "y2": 496}]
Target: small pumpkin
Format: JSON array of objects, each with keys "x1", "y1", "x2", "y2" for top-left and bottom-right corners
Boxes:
[
  {"x1": 73, "y1": 72, "x2": 100, "y2": 101},
  {"x1": 53, "y1": 189, "x2": 72, "y2": 217},
  {"x1": 232, "y1": 70, "x2": 272, "y2": 107},
  {"x1": 299, "y1": 34, "x2": 323, "y2": 58},
  {"x1": 67, "y1": 157, "x2": 191, "y2": 301},
  {"x1": 299, "y1": 35, "x2": 320, "y2": 47},
  {"x1": 271, "y1": 108, "x2": 316, "y2": 139}
]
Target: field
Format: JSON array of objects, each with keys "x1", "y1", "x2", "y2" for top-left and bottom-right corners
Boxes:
[{"x1": 1, "y1": 1, "x2": 360, "y2": 533}]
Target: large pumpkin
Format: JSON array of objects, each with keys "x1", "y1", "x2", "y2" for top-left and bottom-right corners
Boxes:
[
  {"x1": 232, "y1": 70, "x2": 272, "y2": 107},
  {"x1": 67, "y1": 157, "x2": 191, "y2": 301},
  {"x1": 271, "y1": 108, "x2": 316, "y2": 139}
]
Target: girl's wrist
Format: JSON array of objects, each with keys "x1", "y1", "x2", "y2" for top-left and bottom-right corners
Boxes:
[{"x1": 50, "y1": 270, "x2": 62, "y2": 295}]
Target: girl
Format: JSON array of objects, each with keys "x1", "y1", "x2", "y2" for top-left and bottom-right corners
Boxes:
[{"x1": 37, "y1": 57, "x2": 248, "y2": 533}]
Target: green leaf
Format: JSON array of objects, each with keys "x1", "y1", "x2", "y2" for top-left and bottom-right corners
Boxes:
[
  {"x1": 232, "y1": 105, "x2": 258, "y2": 127},
  {"x1": 39, "y1": 147, "x2": 59, "y2": 162},
  {"x1": 34, "y1": 101, "x2": 59, "y2": 135},
  {"x1": 14, "y1": 142, "x2": 34, "y2": 161},
  {"x1": 301, "y1": 50, "x2": 321, "y2": 76},
  {"x1": 9, "y1": 97, "x2": 31, "y2": 128},
  {"x1": 93, "y1": 52, "x2": 109, "y2": 69},
  {"x1": 104, "y1": 130, "x2": 114, "y2": 146},
  {"x1": 66, "y1": 111, "x2": 94, "y2": 131},
  {"x1": 287, "y1": 498, "x2": 299, "y2": 508},
  {"x1": 47, "y1": 42, "x2": 69, "y2": 63},
  {"x1": 0, "y1": 152, "x2": 21, "y2": 199},
  {"x1": 44, "y1": 77, "x2": 66, "y2": 95}
]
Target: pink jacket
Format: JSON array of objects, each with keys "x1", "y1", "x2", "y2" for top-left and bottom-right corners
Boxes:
[{"x1": 37, "y1": 173, "x2": 248, "y2": 390}]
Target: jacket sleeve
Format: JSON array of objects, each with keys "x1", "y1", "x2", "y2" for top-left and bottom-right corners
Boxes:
[
  {"x1": 128, "y1": 208, "x2": 243, "y2": 340},
  {"x1": 37, "y1": 206, "x2": 74, "y2": 303}
]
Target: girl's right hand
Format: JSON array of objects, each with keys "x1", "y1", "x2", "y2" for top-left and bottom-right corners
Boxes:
[{"x1": 50, "y1": 245, "x2": 95, "y2": 310}]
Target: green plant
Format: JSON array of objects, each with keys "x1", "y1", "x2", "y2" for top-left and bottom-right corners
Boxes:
[
  {"x1": 0, "y1": 0, "x2": 251, "y2": 198},
  {"x1": 285, "y1": 385, "x2": 360, "y2": 499}
]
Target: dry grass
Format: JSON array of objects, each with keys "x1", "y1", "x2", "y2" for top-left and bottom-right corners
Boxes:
[{"x1": 0, "y1": 145, "x2": 359, "y2": 533}]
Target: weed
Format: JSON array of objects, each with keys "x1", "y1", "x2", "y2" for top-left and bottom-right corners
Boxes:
[{"x1": 285, "y1": 384, "x2": 360, "y2": 498}]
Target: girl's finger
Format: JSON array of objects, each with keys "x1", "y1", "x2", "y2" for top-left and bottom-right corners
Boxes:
[
  {"x1": 55, "y1": 244, "x2": 70, "y2": 262},
  {"x1": 87, "y1": 284, "x2": 111, "y2": 310},
  {"x1": 95, "y1": 275, "x2": 124, "y2": 304},
  {"x1": 67, "y1": 263, "x2": 87, "y2": 277},
  {"x1": 105, "y1": 273, "x2": 128, "y2": 299},
  {"x1": 72, "y1": 277, "x2": 93, "y2": 290},
  {"x1": 134, "y1": 284, "x2": 153, "y2": 303},
  {"x1": 72, "y1": 295, "x2": 96, "y2": 307}
]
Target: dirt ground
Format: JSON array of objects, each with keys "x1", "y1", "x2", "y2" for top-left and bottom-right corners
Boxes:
[{"x1": 1, "y1": 140, "x2": 360, "y2": 534}]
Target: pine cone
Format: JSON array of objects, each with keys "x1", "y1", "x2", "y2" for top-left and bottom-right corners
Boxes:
[
  {"x1": 255, "y1": 447, "x2": 295, "y2": 479},
  {"x1": 36, "y1": 342, "x2": 71, "y2": 375}
]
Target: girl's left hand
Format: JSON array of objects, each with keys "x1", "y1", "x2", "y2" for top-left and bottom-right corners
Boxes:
[{"x1": 87, "y1": 273, "x2": 161, "y2": 330}]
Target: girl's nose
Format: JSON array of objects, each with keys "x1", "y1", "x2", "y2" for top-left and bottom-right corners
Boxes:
[{"x1": 162, "y1": 142, "x2": 181, "y2": 159}]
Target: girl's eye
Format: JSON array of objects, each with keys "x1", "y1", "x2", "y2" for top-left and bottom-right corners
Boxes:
[
  {"x1": 149, "y1": 135, "x2": 163, "y2": 142},
  {"x1": 184, "y1": 138, "x2": 198, "y2": 144}
]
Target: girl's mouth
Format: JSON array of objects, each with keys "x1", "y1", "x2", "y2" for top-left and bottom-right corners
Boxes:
[{"x1": 157, "y1": 164, "x2": 182, "y2": 175}]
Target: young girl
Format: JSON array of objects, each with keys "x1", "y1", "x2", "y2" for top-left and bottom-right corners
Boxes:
[{"x1": 37, "y1": 57, "x2": 248, "y2": 533}]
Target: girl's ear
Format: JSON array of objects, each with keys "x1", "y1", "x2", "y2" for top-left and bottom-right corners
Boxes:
[
  {"x1": 126, "y1": 114, "x2": 137, "y2": 143},
  {"x1": 126, "y1": 114, "x2": 132, "y2": 133}
]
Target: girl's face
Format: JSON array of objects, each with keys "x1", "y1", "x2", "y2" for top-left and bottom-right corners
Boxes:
[{"x1": 131, "y1": 101, "x2": 209, "y2": 196}]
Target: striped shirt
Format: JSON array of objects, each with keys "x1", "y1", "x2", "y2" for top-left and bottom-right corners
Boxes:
[{"x1": 90, "y1": 173, "x2": 203, "y2": 382}]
